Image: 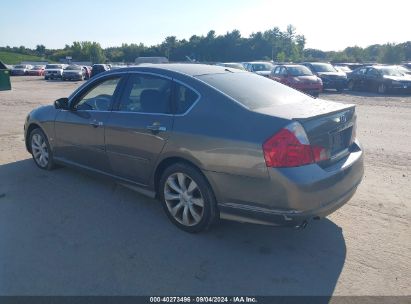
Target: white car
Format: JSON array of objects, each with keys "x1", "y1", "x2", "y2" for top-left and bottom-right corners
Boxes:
[
  {"x1": 11, "y1": 64, "x2": 33, "y2": 76},
  {"x1": 44, "y1": 64, "x2": 66, "y2": 80},
  {"x1": 243, "y1": 61, "x2": 275, "y2": 77}
]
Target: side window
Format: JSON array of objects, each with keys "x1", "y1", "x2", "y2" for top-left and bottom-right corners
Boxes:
[
  {"x1": 274, "y1": 67, "x2": 280, "y2": 75},
  {"x1": 280, "y1": 67, "x2": 288, "y2": 76},
  {"x1": 367, "y1": 69, "x2": 379, "y2": 77},
  {"x1": 174, "y1": 83, "x2": 199, "y2": 114},
  {"x1": 74, "y1": 77, "x2": 121, "y2": 111},
  {"x1": 119, "y1": 74, "x2": 172, "y2": 114}
]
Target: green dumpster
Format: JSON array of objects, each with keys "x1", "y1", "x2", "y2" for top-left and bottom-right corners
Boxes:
[{"x1": 0, "y1": 60, "x2": 11, "y2": 91}]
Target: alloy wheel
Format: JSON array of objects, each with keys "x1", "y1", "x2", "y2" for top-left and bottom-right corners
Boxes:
[
  {"x1": 164, "y1": 172, "x2": 205, "y2": 226},
  {"x1": 31, "y1": 133, "x2": 49, "y2": 168}
]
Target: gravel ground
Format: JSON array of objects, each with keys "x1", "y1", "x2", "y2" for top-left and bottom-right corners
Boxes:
[{"x1": 0, "y1": 76, "x2": 410, "y2": 297}]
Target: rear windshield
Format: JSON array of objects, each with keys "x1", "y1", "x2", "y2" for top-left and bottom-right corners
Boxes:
[
  {"x1": 46, "y1": 64, "x2": 62, "y2": 69},
  {"x1": 197, "y1": 72, "x2": 311, "y2": 109},
  {"x1": 14, "y1": 65, "x2": 25, "y2": 68},
  {"x1": 311, "y1": 63, "x2": 337, "y2": 73},
  {"x1": 287, "y1": 66, "x2": 313, "y2": 76},
  {"x1": 252, "y1": 63, "x2": 273, "y2": 71},
  {"x1": 33, "y1": 66, "x2": 43, "y2": 70}
]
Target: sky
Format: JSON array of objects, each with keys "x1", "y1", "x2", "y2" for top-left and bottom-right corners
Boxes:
[{"x1": 0, "y1": 0, "x2": 410, "y2": 51}]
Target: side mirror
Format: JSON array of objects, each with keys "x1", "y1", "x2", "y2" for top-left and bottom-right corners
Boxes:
[{"x1": 54, "y1": 97, "x2": 69, "y2": 110}]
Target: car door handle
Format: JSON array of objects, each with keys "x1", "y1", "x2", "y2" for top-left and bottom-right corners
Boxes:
[
  {"x1": 146, "y1": 124, "x2": 167, "y2": 132},
  {"x1": 90, "y1": 120, "x2": 103, "y2": 128}
]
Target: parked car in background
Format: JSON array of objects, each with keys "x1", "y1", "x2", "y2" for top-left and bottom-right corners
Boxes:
[
  {"x1": 24, "y1": 64, "x2": 363, "y2": 232},
  {"x1": 91, "y1": 64, "x2": 110, "y2": 77},
  {"x1": 11, "y1": 64, "x2": 33, "y2": 76},
  {"x1": 347, "y1": 65, "x2": 411, "y2": 94},
  {"x1": 302, "y1": 62, "x2": 347, "y2": 92},
  {"x1": 215, "y1": 62, "x2": 246, "y2": 71},
  {"x1": 270, "y1": 64, "x2": 322, "y2": 97},
  {"x1": 334, "y1": 65, "x2": 352, "y2": 75},
  {"x1": 243, "y1": 61, "x2": 274, "y2": 77},
  {"x1": 27, "y1": 65, "x2": 45, "y2": 76},
  {"x1": 398, "y1": 65, "x2": 411, "y2": 75},
  {"x1": 83, "y1": 66, "x2": 92, "y2": 79},
  {"x1": 62, "y1": 65, "x2": 87, "y2": 81},
  {"x1": 44, "y1": 64, "x2": 65, "y2": 80}
]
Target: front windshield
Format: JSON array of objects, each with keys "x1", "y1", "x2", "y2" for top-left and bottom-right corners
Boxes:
[
  {"x1": 65, "y1": 65, "x2": 81, "y2": 70},
  {"x1": 287, "y1": 66, "x2": 313, "y2": 76},
  {"x1": 311, "y1": 63, "x2": 337, "y2": 73},
  {"x1": 378, "y1": 67, "x2": 406, "y2": 77},
  {"x1": 33, "y1": 66, "x2": 43, "y2": 70},
  {"x1": 46, "y1": 64, "x2": 62, "y2": 69},
  {"x1": 252, "y1": 63, "x2": 273, "y2": 71}
]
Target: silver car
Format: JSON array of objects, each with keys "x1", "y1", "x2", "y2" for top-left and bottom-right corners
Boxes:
[{"x1": 24, "y1": 64, "x2": 364, "y2": 232}]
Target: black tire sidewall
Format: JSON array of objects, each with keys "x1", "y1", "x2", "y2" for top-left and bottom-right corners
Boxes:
[
  {"x1": 30, "y1": 128, "x2": 54, "y2": 170},
  {"x1": 159, "y1": 163, "x2": 217, "y2": 233}
]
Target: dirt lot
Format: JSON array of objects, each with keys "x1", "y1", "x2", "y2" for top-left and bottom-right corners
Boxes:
[{"x1": 0, "y1": 76, "x2": 410, "y2": 296}]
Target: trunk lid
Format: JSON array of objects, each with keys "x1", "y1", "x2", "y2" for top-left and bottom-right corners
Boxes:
[
  {"x1": 254, "y1": 99, "x2": 356, "y2": 166},
  {"x1": 297, "y1": 106, "x2": 356, "y2": 166}
]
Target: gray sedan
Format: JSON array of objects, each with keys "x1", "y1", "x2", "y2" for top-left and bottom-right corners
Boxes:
[{"x1": 24, "y1": 64, "x2": 364, "y2": 232}]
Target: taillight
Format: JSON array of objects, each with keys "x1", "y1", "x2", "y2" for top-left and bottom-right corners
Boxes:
[{"x1": 263, "y1": 122, "x2": 327, "y2": 168}]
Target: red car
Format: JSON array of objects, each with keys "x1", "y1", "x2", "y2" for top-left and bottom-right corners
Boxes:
[
  {"x1": 27, "y1": 65, "x2": 45, "y2": 76},
  {"x1": 269, "y1": 64, "x2": 323, "y2": 97}
]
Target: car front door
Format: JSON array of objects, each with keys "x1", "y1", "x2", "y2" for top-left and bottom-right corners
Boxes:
[
  {"x1": 53, "y1": 76, "x2": 124, "y2": 173},
  {"x1": 104, "y1": 73, "x2": 174, "y2": 186},
  {"x1": 365, "y1": 68, "x2": 381, "y2": 91}
]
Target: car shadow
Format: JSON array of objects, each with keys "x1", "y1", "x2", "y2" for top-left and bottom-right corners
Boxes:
[
  {"x1": 0, "y1": 159, "x2": 346, "y2": 298},
  {"x1": 324, "y1": 89, "x2": 411, "y2": 98}
]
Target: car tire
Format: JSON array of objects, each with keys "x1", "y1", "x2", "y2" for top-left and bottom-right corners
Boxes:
[
  {"x1": 45, "y1": 76, "x2": 49, "y2": 80},
  {"x1": 29, "y1": 128, "x2": 55, "y2": 170},
  {"x1": 347, "y1": 80, "x2": 355, "y2": 91},
  {"x1": 159, "y1": 163, "x2": 218, "y2": 233},
  {"x1": 377, "y1": 83, "x2": 387, "y2": 94}
]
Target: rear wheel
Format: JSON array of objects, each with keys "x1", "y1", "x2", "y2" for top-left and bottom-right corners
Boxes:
[
  {"x1": 30, "y1": 128, "x2": 55, "y2": 170},
  {"x1": 159, "y1": 163, "x2": 218, "y2": 233}
]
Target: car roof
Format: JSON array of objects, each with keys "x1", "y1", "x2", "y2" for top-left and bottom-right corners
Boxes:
[
  {"x1": 245, "y1": 61, "x2": 272, "y2": 65},
  {"x1": 278, "y1": 64, "x2": 306, "y2": 68},
  {"x1": 104, "y1": 63, "x2": 245, "y2": 77}
]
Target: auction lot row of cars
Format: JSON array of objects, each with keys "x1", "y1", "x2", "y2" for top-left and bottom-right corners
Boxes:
[
  {"x1": 10, "y1": 63, "x2": 112, "y2": 81},
  {"x1": 218, "y1": 61, "x2": 411, "y2": 96},
  {"x1": 9, "y1": 60, "x2": 411, "y2": 96}
]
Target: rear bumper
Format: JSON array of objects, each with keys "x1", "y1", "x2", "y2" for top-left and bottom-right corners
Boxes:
[
  {"x1": 210, "y1": 142, "x2": 364, "y2": 226},
  {"x1": 322, "y1": 78, "x2": 347, "y2": 90},
  {"x1": 62, "y1": 75, "x2": 82, "y2": 80}
]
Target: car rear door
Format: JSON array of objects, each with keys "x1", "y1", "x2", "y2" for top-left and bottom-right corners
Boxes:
[
  {"x1": 104, "y1": 73, "x2": 174, "y2": 186},
  {"x1": 364, "y1": 68, "x2": 380, "y2": 91},
  {"x1": 53, "y1": 75, "x2": 124, "y2": 173}
]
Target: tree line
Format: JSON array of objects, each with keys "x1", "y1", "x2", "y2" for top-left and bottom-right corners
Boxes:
[{"x1": 1, "y1": 25, "x2": 410, "y2": 64}]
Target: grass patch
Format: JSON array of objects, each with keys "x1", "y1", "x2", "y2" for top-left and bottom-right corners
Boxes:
[{"x1": 0, "y1": 51, "x2": 50, "y2": 64}]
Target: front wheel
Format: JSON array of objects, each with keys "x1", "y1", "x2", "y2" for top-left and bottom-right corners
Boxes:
[
  {"x1": 30, "y1": 128, "x2": 55, "y2": 170},
  {"x1": 159, "y1": 163, "x2": 218, "y2": 233}
]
